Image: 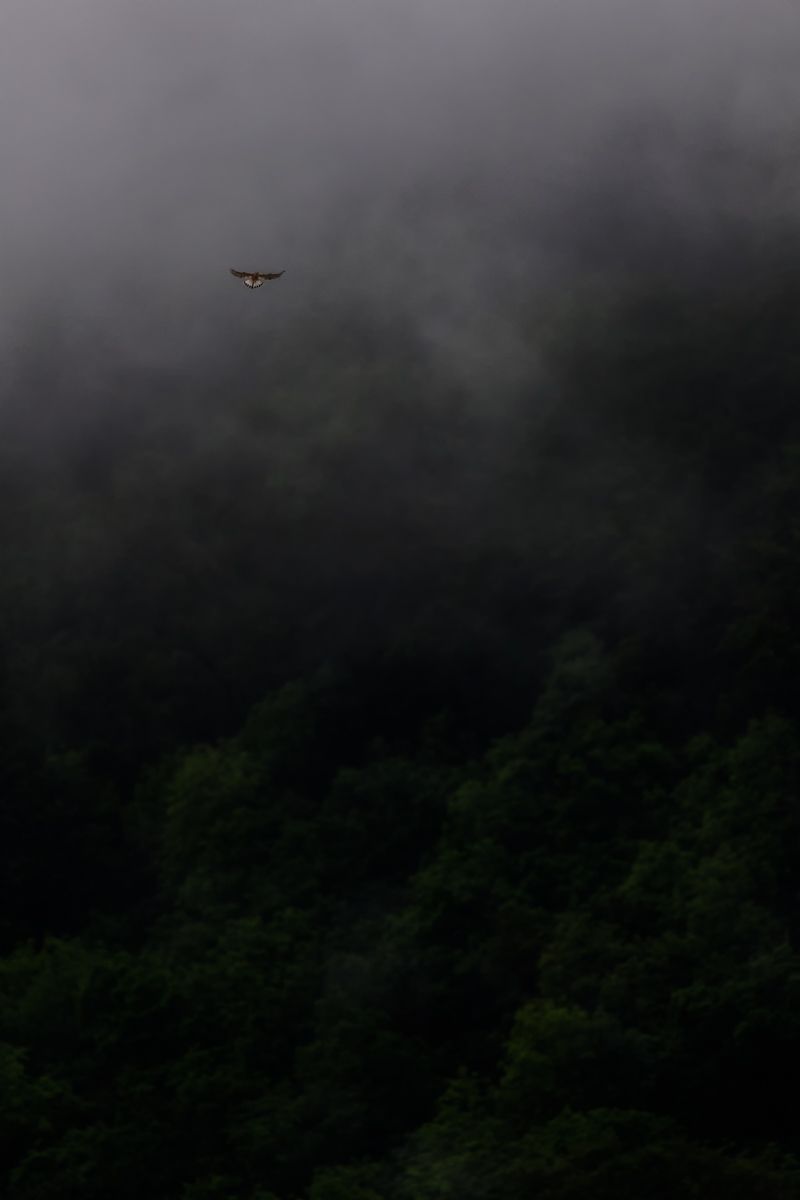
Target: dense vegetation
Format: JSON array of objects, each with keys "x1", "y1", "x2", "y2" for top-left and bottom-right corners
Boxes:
[{"x1": 2, "y1": 235, "x2": 800, "y2": 1197}]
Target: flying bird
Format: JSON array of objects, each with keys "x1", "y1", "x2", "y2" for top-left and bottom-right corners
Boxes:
[{"x1": 230, "y1": 268, "x2": 285, "y2": 289}]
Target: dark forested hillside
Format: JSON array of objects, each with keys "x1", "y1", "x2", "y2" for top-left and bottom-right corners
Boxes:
[{"x1": 2, "y1": 241, "x2": 800, "y2": 1198}]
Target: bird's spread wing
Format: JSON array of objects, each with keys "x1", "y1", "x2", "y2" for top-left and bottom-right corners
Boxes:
[
  {"x1": 262, "y1": 271, "x2": 285, "y2": 281},
  {"x1": 230, "y1": 268, "x2": 246, "y2": 278}
]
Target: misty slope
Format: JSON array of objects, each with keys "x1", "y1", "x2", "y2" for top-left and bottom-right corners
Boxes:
[
  {"x1": 5, "y1": 0, "x2": 800, "y2": 1192},
  {"x1": 3, "y1": 228, "x2": 800, "y2": 1197}
]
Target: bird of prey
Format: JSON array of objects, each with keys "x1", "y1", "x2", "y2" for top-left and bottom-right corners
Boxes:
[{"x1": 230, "y1": 268, "x2": 285, "y2": 289}]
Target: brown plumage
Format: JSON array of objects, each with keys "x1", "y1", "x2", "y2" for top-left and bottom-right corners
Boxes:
[{"x1": 230, "y1": 269, "x2": 285, "y2": 289}]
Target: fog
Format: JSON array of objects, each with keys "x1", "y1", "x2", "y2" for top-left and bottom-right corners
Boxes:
[
  {"x1": 2, "y1": 0, "x2": 800, "y2": 368},
  {"x1": 2, "y1": 0, "x2": 800, "y2": 756}
]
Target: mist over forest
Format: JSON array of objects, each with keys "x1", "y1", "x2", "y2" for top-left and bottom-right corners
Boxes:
[{"x1": 2, "y1": 2, "x2": 800, "y2": 1197}]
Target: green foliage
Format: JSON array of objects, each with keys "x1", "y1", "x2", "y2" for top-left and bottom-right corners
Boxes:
[
  {"x1": 306, "y1": 1162, "x2": 386, "y2": 1200},
  {"x1": 497, "y1": 999, "x2": 657, "y2": 1121}
]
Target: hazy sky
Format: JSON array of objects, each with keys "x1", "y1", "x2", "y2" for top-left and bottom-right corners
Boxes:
[
  {"x1": 1, "y1": 0, "x2": 800, "y2": 368},
  {"x1": 3, "y1": 0, "x2": 800, "y2": 748}
]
